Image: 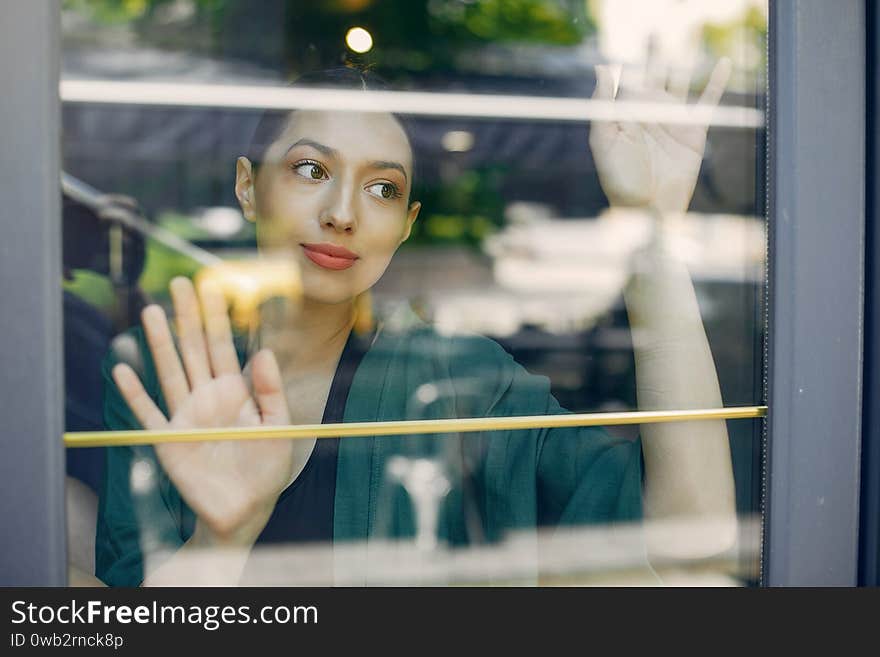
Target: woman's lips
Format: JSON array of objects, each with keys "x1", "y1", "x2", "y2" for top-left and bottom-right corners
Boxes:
[{"x1": 301, "y1": 242, "x2": 359, "y2": 271}]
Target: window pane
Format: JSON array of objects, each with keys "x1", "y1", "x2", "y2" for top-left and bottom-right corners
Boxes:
[{"x1": 61, "y1": 0, "x2": 767, "y2": 586}]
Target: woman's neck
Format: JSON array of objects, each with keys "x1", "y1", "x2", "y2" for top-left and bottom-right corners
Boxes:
[{"x1": 257, "y1": 296, "x2": 356, "y2": 374}]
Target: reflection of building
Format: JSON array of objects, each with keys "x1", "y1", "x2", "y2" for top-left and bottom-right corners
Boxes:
[
  {"x1": 376, "y1": 205, "x2": 764, "y2": 409},
  {"x1": 61, "y1": 43, "x2": 763, "y2": 222},
  {"x1": 443, "y1": 206, "x2": 764, "y2": 335}
]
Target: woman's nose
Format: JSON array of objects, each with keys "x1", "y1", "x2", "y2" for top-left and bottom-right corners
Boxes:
[{"x1": 320, "y1": 182, "x2": 357, "y2": 233}]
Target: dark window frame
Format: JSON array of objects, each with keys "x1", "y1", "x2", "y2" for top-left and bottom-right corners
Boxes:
[
  {"x1": 764, "y1": 0, "x2": 866, "y2": 586},
  {"x1": 860, "y1": 0, "x2": 880, "y2": 587}
]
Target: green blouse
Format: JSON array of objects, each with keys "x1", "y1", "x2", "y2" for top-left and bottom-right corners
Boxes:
[{"x1": 96, "y1": 317, "x2": 644, "y2": 586}]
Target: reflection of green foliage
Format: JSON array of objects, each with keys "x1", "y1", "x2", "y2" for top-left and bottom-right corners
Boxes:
[
  {"x1": 409, "y1": 167, "x2": 505, "y2": 246},
  {"x1": 469, "y1": 215, "x2": 496, "y2": 239},
  {"x1": 63, "y1": 0, "x2": 151, "y2": 23},
  {"x1": 63, "y1": 0, "x2": 225, "y2": 24},
  {"x1": 63, "y1": 269, "x2": 116, "y2": 312},
  {"x1": 140, "y1": 239, "x2": 202, "y2": 301},
  {"x1": 436, "y1": 0, "x2": 591, "y2": 45},
  {"x1": 156, "y1": 212, "x2": 205, "y2": 240},
  {"x1": 156, "y1": 210, "x2": 256, "y2": 244},
  {"x1": 63, "y1": 241, "x2": 202, "y2": 312},
  {"x1": 425, "y1": 214, "x2": 466, "y2": 240},
  {"x1": 291, "y1": 0, "x2": 594, "y2": 75},
  {"x1": 63, "y1": 0, "x2": 595, "y2": 77},
  {"x1": 64, "y1": 226, "x2": 224, "y2": 310},
  {"x1": 422, "y1": 214, "x2": 494, "y2": 241},
  {"x1": 62, "y1": 0, "x2": 228, "y2": 49},
  {"x1": 702, "y1": 4, "x2": 767, "y2": 75}
]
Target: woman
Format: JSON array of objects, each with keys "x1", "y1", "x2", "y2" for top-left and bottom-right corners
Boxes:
[{"x1": 97, "y1": 63, "x2": 736, "y2": 586}]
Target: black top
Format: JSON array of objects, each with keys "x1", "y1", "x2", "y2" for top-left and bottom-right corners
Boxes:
[{"x1": 252, "y1": 330, "x2": 367, "y2": 545}]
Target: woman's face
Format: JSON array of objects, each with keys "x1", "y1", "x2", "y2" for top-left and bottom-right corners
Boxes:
[{"x1": 235, "y1": 110, "x2": 420, "y2": 306}]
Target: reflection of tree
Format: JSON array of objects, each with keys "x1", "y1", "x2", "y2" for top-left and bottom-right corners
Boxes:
[
  {"x1": 427, "y1": 0, "x2": 593, "y2": 45},
  {"x1": 411, "y1": 167, "x2": 507, "y2": 246},
  {"x1": 63, "y1": 0, "x2": 595, "y2": 78},
  {"x1": 63, "y1": 0, "x2": 223, "y2": 25},
  {"x1": 701, "y1": 5, "x2": 767, "y2": 80}
]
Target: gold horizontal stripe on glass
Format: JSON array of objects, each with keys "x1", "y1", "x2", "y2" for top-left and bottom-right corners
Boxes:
[{"x1": 64, "y1": 405, "x2": 767, "y2": 448}]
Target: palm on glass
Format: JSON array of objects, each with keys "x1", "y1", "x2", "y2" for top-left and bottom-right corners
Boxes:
[
  {"x1": 589, "y1": 58, "x2": 732, "y2": 214},
  {"x1": 112, "y1": 277, "x2": 296, "y2": 544}
]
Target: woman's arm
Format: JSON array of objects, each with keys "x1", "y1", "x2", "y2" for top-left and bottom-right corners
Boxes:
[
  {"x1": 107, "y1": 276, "x2": 304, "y2": 586},
  {"x1": 624, "y1": 230, "x2": 736, "y2": 560},
  {"x1": 589, "y1": 60, "x2": 737, "y2": 562}
]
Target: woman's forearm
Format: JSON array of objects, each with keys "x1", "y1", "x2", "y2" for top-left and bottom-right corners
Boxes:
[{"x1": 623, "y1": 232, "x2": 736, "y2": 559}]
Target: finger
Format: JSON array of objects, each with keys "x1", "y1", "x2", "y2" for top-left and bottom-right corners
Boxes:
[
  {"x1": 666, "y1": 65, "x2": 692, "y2": 102},
  {"x1": 592, "y1": 64, "x2": 617, "y2": 100},
  {"x1": 251, "y1": 349, "x2": 290, "y2": 425},
  {"x1": 697, "y1": 57, "x2": 732, "y2": 108},
  {"x1": 198, "y1": 279, "x2": 241, "y2": 377},
  {"x1": 591, "y1": 65, "x2": 621, "y2": 148},
  {"x1": 617, "y1": 63, "x2": 644, "y2": 99},
  {"x1": 170, "y1": 276, "x2": 212, "y2": 388},
  {"x1": 141, "y1": 304, "x2": 190, "y2": 415},
  {"x1": 112, "y1": 363, "x2": 169, "y2": 430},
  {"x1": 645, "y1": 55, "x2": 666, "y2": 94}
]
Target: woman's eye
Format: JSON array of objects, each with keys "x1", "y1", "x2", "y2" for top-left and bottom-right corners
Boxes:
[
  {"x1": 365, "y1": 182, "x2": 401, "y2": 200},
  {"x1": 292, "y1": 161, "x2": 328, "y2": 180}
]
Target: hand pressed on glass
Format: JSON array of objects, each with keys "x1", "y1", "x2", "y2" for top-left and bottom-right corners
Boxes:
[
  {"x1": 589, "y1": 58, "x2": 732, "y2": 214},
  {"x1": 111, "y1": 276, "x2": 300, "y2": 547}
]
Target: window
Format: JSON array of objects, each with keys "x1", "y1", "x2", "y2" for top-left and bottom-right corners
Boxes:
[{"x1": 55, "y1": 0, "x2": 770, "y2": 587}]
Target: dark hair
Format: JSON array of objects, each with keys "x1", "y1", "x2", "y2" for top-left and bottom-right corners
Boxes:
[{"x1": 246, "y1": 67, "x2": 420, "y2": 200}]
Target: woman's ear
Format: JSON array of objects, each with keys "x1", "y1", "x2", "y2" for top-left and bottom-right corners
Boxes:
[
  {"x1": 235, "y1": 156, "x2": 257, "y2": 222},
  {"x1": 400, "y1": 201, "x2": 421, "y2": 244}
]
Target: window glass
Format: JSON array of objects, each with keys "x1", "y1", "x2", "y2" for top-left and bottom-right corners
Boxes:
[{"x1": 61, "y1": 0, "x2": 767, "y2": 586}]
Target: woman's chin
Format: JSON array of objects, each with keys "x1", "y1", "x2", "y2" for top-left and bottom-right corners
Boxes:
[
  {"x1": 299, "y1": 266, "x2": 385, "y2": 308},
  {"x1": 300, "y1": 287, "x2": 363, "y2": 308}
]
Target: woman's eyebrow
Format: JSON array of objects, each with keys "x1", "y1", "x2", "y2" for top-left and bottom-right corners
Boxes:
[
  {"x1": 285, "y1": 138, "x2": 337, "y2": 158},
  {"x1": 368, "y1": 160, "x2": 408, "y2": 183},
  {"x1": 284, "y1": 139, "x2": 407, "y2": 182}
]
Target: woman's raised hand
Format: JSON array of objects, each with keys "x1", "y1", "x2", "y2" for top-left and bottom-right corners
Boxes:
[
  {"x1": 588, "y1": 58, "x2": 731, "y2": 214},
  {"x1": 112, "y1": 276, "x2": 296, "y2": 546}
]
